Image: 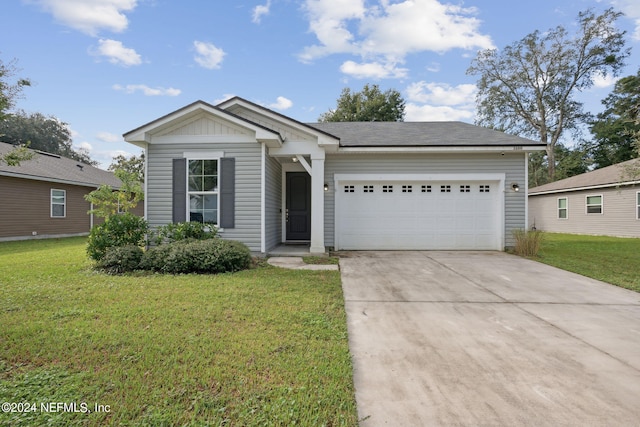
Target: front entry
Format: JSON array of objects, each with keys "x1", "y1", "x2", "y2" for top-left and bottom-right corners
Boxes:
[{"x1": 286, "y1": 172, "x2": 311, "y2": 241}]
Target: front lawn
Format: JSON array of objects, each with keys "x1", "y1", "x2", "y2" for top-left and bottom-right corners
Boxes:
[
  {"x1": 536, "y1": 233, "x2": 640, "y2": 292},
  {"x1": 0, "y1": 237, "x2": 357, "y2": 426}
]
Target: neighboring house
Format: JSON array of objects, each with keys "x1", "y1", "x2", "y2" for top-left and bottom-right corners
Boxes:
[
  {"x1": 123, "y1": 97, "x2": 545, "y2": 254},
  {"x1": 528, "y1": 159, "x2": 640, "y2": 238},
  {"x1": 0, "y1": 142, "x2": 143, "y2": 241}
]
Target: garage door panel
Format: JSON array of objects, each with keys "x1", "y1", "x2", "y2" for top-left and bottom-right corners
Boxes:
[{"x1": 336, "y1": 179, "x2": 501, "y2": 250}]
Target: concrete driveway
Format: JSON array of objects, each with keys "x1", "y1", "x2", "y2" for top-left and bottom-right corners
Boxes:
[{"x1": 339, "y1": 251, "x2": 640, "y2": 426}]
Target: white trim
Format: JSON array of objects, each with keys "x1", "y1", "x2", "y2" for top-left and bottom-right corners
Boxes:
[
  {"x1": 295, "y1": 155, "x2": 312, "y2": 175},
  {"x1": 0, "y1": 171, "x2": 102, "y2": 189},
  {"x1": 260, "y1": 144, "x2": 266, "y2": 253},
  {"x1": 557, "y1": 197, "x2": 568, "y2": 220},
  {"x1": 585, "y1": 194, "x2": 604, "y2": 215},
  {"x1": 333, "y1": 173, "x2": 505, "y2": 251},
  {"x1": 183, "y1": 156, "x2": 222, "y2": 226},
  {"x1": 338, "y1": 146, "x2": 545, "y2": 154},
  {"x1": 182, "y1": 151, "x2": 224, "y2": 160},
  {"x1": 530, "y1": 180, "x2": 640, "y2": 196},
  {"x1": 50, "y1": 188, "x2": 66, "y2": 218}
]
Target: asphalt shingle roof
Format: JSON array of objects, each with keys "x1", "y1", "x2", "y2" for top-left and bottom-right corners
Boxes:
[
  {"x1": 529, "y1": 158, "x2": 640, "y2": 194},
  {"x1": 0, "y1": 142, "x2": 121, "y2": 188},
  {"x1": 306, "y1": 121, "x2": 545, "y2": 147}
]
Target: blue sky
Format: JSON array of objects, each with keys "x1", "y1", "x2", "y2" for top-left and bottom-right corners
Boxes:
[{"x1": 4, "y1": 0, "x2": 640, "y2": 168}]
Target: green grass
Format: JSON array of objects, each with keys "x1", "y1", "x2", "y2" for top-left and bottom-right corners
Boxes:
[
  {"x1": 536, "y1": 233, "x2": 640, "y2": 292},
  {"x1": 0, "y1": 237, "x2": 357, "y2": 426}
]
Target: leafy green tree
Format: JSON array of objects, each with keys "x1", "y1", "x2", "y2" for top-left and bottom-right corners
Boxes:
[
  {"x1": 529, "y1": 144, "x2": 591, "y2": 188},
  {"x1": 1, "y1": 144, "x2": 34, "y2": 166},
  {"x1": 467, "y1": 8, "x2": 629, "y2": 181},
  {"x1": 0, "y1": 56, "x2": 31, "y2": 121},
  {"x1": 588, "y1": 69, "x2": 640, "y2": 168},
  {"x1": 0, "y1": 110, "x2": 97, "y2": 165},
  {"x1": 108, "y1": 153, "x2": 144, "y2": 183},
  {"x1": 319, "y1": 84, "x2": 405, "y2": 122},
  {"x1": 85, "y1": 169, "x2": 144, "y2": 219}
]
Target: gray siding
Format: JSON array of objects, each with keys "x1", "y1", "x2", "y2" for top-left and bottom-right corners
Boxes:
[
  {"x1": 529, "y1": 186, "x2": 640, "y2": 238},
  {"x1": 264, "y1": 153, "x2": 282, "y2": 251},
  {"x1": 323, "y1": 152, "x2": 527, "y2": 249},
  {"x1": 147, "y1": 142, "x2": 263, "y2": 251}
]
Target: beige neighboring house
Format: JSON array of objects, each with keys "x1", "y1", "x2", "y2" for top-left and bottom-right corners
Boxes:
[
  {"x1": 528, "y1": 158, "x2": 640, "y2": 237},
  {"x1": 0, "y1": 142, "x2": 143, "y2": 241}
]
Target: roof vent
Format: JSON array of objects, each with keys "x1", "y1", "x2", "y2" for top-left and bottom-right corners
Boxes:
[{"x1": 76, "y1": 164, "x2": 84, "y2": 171}]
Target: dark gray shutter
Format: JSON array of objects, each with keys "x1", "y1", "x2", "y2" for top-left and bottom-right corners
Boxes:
[
  {"x1": 219, "y1": 157, "x2": 235, "y2": 228},
  {"x1": 172, "y1": 158, "x2": 187, "y2": 223}
]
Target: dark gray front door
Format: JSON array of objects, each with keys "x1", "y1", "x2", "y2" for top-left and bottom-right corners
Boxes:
[{"x1": 286, "y1": 172, "x2": 311, "y2": 241}]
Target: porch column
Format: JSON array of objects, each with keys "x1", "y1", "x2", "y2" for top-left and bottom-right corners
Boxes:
[{"x1": 310, "y1": 154, "x2": 325, "y2": 254}]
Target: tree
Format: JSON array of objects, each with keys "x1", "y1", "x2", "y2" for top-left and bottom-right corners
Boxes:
[
  {"x1": 319, "y1": 84, "x2": 405, "y2": 122},
  {"x1": 0, "y1": 110, "x2": 97, "y2": 165},
  {"x1": 467, "y1": 8, "x2": 629, "y2": 181},
  {"x1": 528, "y1": 144, "x2": 591, "y2": 188},
  {"x1": 0, "y1": 56, "x2": 31, "y2": 121},
  {"x1": 85, "y1": 169, "x2": 144, "y2": 219},
  {"x1": 0, "y1": 144, "x2": 34, "y2": 166},
  {"x1": 588, "y1": 69, "x2": 640, "y2": 168},
  {"x1": 108, "y1": 153, "x2": 145, "y2": 183}
]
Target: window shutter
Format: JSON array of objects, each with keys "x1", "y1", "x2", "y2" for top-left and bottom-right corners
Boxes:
[
  {"x1": 219, "y1": 157, "x2": 235, "y2": 228},
  {"x1": 172, "y1": 158, "x2": 187, "y2": 223}
]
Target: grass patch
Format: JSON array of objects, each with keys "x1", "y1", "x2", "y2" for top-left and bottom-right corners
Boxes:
[
  {"x1": 0, "y1": 237, "x2": 357, "y2": 426},
  {"x1": 536, "y1": 233, "x2": 640, "y2": 292},
  {"x1": 302, "y1": 256, "x2": 340, "y2": 265}
]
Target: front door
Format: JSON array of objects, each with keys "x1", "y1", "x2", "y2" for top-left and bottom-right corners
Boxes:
[{"x1": 286, "y1": 172, "x2": 311, "y2": 241}]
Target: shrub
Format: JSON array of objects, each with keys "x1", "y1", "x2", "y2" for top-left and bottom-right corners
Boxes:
[
  {"x1": 512, "y1": 229, "x2": 544, "y2": 257},
  {"x1": 140, "y1": 238, "x2": 252, "y2": 274},
  {"x1": 152, "y1": 221, "x2": 217, "y2": 245},
  {"x1": 87, "y1": 213, "x2": 149, "y2": 261},
  {"x1": 97, "y1": 245, "x2": 144, "y2": 274}
]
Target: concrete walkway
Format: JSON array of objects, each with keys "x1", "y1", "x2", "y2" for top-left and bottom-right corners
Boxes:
[
  {"x1": 340, "y1": 251, "x2": 640, "y2": 426},
  {"x1": 267, "y1": 256, "x2": 339, "y2": 271}
]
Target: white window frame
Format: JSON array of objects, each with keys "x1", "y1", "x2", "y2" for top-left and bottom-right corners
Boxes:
[
  {"x1": 557, "y1": 197, "x2": 568, "y2": 219},
  {"x1": 585, "y1": 194, "x2": 603, "y2": 215},
  {"x1": 51, "y1": 189, "x2": 66, "y2": 218},
  {"x1": 183, "y1": 151, "x2": 224, "y2": 226}
]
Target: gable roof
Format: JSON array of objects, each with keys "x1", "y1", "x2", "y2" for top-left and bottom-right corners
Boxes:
[
  {"x1": 529, "y1": 158, "x2": 640, "y2": 195},
  {"x1": 0, "y1": 142, "x2": 121, "y2": 188},
  {"x1": 307, "y1": 121, "x2": 545, "y2": 148}
]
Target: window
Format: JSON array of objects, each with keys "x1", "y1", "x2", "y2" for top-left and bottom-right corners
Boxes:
[
  {"x1": 364, "y1": 185, "x2": 374, "y2": 193},
  {"x1": 460, "y1": 185, "x2": 470, "y2": 193},
  {"x1": 480, "y1": 185, "x2": 490, "y2": 193},
  {"x1": 586, "y1": 195, "x2": 603, "y2": 214},
  {"x1": 188, "y1": 159, "x2": 218, "y2": 224},
  {"x1": 383, "y1": 185, "x2": 393, "y2": 193},
  {"x1": 344, "y1": 185, "x2": 355, "y2": 193},
  {"x1": 402, "y1": 185, "x2": 412, "y2": 193},
  {"x1": 440, "y1": 185, "x2": 451, "y2": 193},
  {"x1": 637, "y1": 192, "x2": 640, "y2": 220},
  {"x1": 422, "y1": 185, "x2": 431, "y2": 193},
  {"x1": 558, "y1": 197, "x2": 568, "y2": 219},
  {"x1": 51, "y1": 189, "x2": 66, "y2": 218}
]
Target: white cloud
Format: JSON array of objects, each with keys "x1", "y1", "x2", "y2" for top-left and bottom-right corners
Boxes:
[
  {"x1": 592, "y1": 73, "x2": 617, "y2": 89},
  {"x1": 193, "y1": 41, "x2": 226, "y2": 69},
  {"x1": 29, "y1": 0, "x2": 137, "y2": 36},
  {"x1": 113, "y1": 84, "x2": 181, "y2": 96},
  {"x1": 610, "y1": 0, "x2": 640, "y2": 40},
  {"x1": 299, "y1": 0, "x2": 494, "y2": 75},
  {"x1": 406, "y1": 82, "x2": 477, "y2": 106},
  {"x1": 92, "y1": 39, "x2": 142, "y2": 66},
  {"x1": 405, "y1": 104, "x2": 475, "y2": 122},
  {"x1": 76, "y1": 141, "x2": 93, "y2": 152},
  {"x1": 340, "y1": 60, "x2": 408, "y2": 79},
  {"x1": 96, "y1": 131, "x2": 121, "y2": 143},
  {"x1": 252, "y1": 0, "x2": 271, "y2": 24},
  {"x1": 267, "y1": 96, "x2": 293, "y2": 110}
]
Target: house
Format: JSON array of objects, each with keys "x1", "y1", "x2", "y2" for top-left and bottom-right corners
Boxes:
[
  {"x1": 528, "y1": 158, "x2": 640, "y2": 237},
  {"x1": 0, "y1": 142, "x2": 143, "y2": 241},
  {"x1": 123, "y1": 97, "x2": 545, "y2": 254}
]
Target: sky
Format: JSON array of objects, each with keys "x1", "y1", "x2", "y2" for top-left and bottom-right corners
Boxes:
[{"x1": 4, "y1": 0, "x2": 640, "y2": 169}]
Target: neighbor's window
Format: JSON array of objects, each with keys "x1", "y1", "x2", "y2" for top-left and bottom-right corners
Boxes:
[
  {"x1": 558, "y1": 197, "x2": 568, "y2": 219},
  {"x1": 51, "y1": 189, "x2": 66, "y2": 218},
  {"x1": 637, "y1": 192, "x2": 640, "y2": 220},
  {"x1": 188, "y1": 159, "x2": 218, "y2": 224},
  {"x1": 586, "y1": 195, "x2": 603, "y2": 214}
]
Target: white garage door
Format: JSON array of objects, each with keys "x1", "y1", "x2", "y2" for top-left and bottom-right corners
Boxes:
[{"x1": 335, "y1": 177, "x2": 503, "y2": 250}]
